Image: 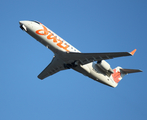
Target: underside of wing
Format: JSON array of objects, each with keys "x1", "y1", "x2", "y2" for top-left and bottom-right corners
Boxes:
[
  {"x1": 38, "y1": 49, "x2": 136, "y2": 80},
  {"x1": 62, "y1": 49, "x2": 136, "y2": 65},
  {"x1": 38, "y1": 56, "x2": 67, "y2": 80}
]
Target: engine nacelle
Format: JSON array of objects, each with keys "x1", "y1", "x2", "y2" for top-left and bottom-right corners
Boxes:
[{"x1": 97, "y1": 60, "x2": 114, "y2": 74}]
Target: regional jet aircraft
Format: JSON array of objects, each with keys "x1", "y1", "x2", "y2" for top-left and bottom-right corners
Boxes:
[{"x1": 19, "y1": 20, "x2": 142, "y2": 87}]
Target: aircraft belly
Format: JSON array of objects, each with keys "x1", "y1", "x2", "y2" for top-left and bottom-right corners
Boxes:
[{"x1": 72, "y1": 64, "x2": 90, "y2": 76}]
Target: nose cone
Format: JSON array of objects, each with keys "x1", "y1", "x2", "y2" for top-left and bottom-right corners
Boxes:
[
  {"x1": 19, "y1": 20, "x2": 30, "y2": 25},
  {"x1": 19, "y1": 21, "x2": 25, "y2": 25}
]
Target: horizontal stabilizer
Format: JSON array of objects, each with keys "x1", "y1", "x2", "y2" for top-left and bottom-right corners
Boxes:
[{"x1": 120, "y1": 69, "x2": 142, "y2": 74}]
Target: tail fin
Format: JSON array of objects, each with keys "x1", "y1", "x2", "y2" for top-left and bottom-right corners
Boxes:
[{"x1": 111, "y1": 66, "x2": 142, "y2": 85}]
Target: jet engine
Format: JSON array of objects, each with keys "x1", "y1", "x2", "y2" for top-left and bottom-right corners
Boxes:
[{"x1": 97, "y1": 60, "x2": 114, "y2": 74}]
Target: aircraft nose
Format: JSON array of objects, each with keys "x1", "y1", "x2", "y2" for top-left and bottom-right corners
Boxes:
[
  {"x1": 19, "y1": 21, "x2": 24, "y2": 25},
  {"x1": 19, "y1": 20, "x2": 29, "y2": 26}
]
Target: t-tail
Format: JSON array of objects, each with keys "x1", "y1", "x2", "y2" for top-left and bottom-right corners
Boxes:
[{"x1": 111, "y1": 66, "x2": 142, "y2": 87}]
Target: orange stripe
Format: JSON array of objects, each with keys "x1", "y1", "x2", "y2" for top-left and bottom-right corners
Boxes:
[
  {"x1": 42, "y1": 24, "x2": 49, "y2": 35},
  {"x1": 36, "y1": 29, "x2": 44, "y2": 35},
  {"x1": 47, "y1": 33, "x2": 58, "y2": 43}
]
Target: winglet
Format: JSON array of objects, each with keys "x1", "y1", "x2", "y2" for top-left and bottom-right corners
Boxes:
[{"x1": 130, "y1": 49, "x2": 137, "y2": 55}]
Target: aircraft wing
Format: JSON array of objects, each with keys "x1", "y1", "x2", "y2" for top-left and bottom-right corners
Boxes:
[
  {"x1": 38, "y1": 49, "x2": 136, "y2": 80},
  {"x1": 63, "y1": 49, "x2": 136, "y2": 65},
  {"x1": 38, "y1": 56, "x2": 67, "y2": 80}
]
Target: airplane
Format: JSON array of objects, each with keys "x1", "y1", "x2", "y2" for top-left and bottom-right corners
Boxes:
[{"x1": 19, "y1": 20, "x2": 142, "y2": 88}]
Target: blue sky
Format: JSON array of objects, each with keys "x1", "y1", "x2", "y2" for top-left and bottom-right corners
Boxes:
[{"x1": 0, "y1": 0, "x2": 147, "y2": 120}]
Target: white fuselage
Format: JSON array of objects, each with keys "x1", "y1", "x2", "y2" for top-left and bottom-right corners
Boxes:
[{"x1": 19, "y1": 21, "x2": 117, "y2": 87}]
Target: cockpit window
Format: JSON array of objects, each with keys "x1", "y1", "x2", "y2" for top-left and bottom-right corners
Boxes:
[{"x1": 33, "y1": 21, "x2": 40, "y2": 24}]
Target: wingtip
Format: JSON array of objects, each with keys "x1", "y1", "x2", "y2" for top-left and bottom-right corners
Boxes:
[
  {"x1": 37, "y1": 75, "x2": 44, "y2": 80},
  {"x1": 130, "y1": 49, "x2": 137, "y2": 55}
]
